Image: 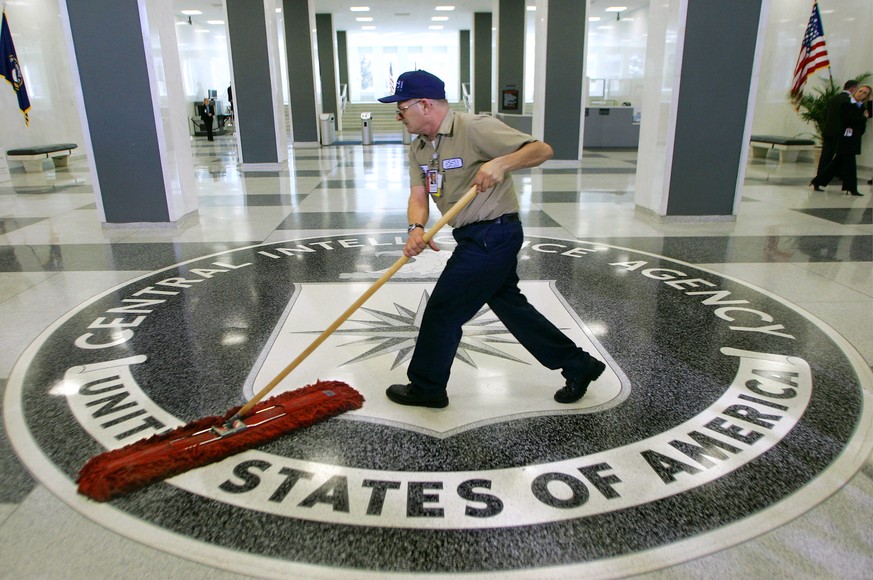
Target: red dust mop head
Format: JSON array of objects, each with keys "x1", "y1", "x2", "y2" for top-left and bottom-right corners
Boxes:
[{"x1": 77, "y1": 381, "x2": 363, "y2": 501}]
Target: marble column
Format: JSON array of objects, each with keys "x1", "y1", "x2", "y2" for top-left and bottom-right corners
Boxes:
[
  {"x1": 226, "y1": 0, "x2": 288, "y2": 170},
  {"x1": 531, "y1": 0, "x2": 588, "y2": 158},
  {"x1": 61, "y1": 0, "x2": 197, "y2": 225},
  {"x1": 460, "y1": 29, "x2": 471, "y2": 106},
  {"x1": 282, "y1": 0, "x2": 320, "y2": 145},
  {"x1": 473, "y1": 12, "x2": 493, "y2": 114},
  {"x1": 315, "y1": 13, "x2": 340, "y2": 131},
  {"x1": 496, "y1": 0, "x2": 526, "y2": 114},
  {"x1": 634, "y1": 0, "x2": 767, "y2": 218}
]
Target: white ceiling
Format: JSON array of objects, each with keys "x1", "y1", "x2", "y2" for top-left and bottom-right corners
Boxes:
[
  {"x1": 315, "y1": 1, "x2": 493, "y2": 33},
  {"x1": 175, "y1": 1, "x2": 648, "y2": 36}
]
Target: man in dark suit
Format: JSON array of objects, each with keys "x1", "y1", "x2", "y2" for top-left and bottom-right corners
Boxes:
[
  {"x1": 812, "y1": 85, "x2": 871, "y2": 196},
  {"x1": 811, "y1": 80, "x2": 858, "y2": 189},
  {"x1": 200, "y1": 97, "x2": 215, "y2": 141}
]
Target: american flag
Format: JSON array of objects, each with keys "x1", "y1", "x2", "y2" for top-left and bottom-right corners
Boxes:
[
  {"x1": 387, "y1": 62, "x2": 395, "y2": 95},
  {"x1": 790, "y1": 1, "x2": 830, "y2": 109}
]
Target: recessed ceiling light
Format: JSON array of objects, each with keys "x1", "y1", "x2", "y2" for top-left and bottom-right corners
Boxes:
[
  {"x1": 431, "y1": 16, "x2": 448, "y2": 21},
  {"x1": 605, "y1": 6, "x2": 627, "y2": 12},
  {"x1": 435, "y1": 6, "x2": 455, "y2": 11},
  {"x1": 356, "y1": 17, "x2": 373, "y2": 22},
  {"x1": 350, "y1": 6, "x2": 370, "y2": 11},
  {"x1": 526, "y1": 5, "x2": 536, "y2": 10},
  {"x1": 589, "y1": 16, "x2": 601, "y2": 21},
  {"x1": 207, "y1": 20, "x2": 224, "y2": 25},
  {"x1": 181, "y1": 10, "x2": 201, "y2": 15},
  {"x1": 429, "y1": 25, "x2": 444, "y2": 30}
]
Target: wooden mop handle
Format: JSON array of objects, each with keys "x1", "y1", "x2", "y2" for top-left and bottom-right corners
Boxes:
[{"x1": 236, "y1": 185, "x2": 480, "y2": 417}]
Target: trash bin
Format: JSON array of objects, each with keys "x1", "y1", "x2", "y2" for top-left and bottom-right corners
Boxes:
[
  {"x1": 360, "y1": 112, "x2": 373, "y2": 145},
  {"x1": 319, "y1": 113, "x2": 335, "y2": 146}
]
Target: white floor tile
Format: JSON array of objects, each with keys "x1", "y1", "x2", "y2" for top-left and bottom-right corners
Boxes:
[{"x1": 0, "y1": 487, "x2": 248, "y2": 579}]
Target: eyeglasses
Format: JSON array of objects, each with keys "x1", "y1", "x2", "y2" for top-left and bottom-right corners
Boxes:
[{"x1": 396, "y1": 100, "x2": 422, "y2": 117}]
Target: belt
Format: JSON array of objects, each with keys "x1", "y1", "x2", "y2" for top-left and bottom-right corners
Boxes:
[{"x1": 460, "y1": 212, "x2": 520, "y2": 228}]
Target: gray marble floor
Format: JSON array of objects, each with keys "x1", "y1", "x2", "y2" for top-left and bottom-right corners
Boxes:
[{"x1": 0, "y1": 133, "x2": 871, "y2": 579}]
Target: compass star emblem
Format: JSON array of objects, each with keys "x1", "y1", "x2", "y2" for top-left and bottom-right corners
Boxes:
[{"x1": 309, "y1": 291, "x2": 529, "y2": 370}]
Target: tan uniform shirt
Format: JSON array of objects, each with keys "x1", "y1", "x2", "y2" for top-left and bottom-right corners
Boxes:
[{"x1": 407, "y1": 110, "x2": 535, "y2": 227}]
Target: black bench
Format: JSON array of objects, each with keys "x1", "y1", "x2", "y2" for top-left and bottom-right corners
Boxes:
[
  {"x1": 6, "y1": 143, "x2": 78, "y2": 172},
  {"x1": 749, "y1": 135, "x2": 815, "y2": 163}
]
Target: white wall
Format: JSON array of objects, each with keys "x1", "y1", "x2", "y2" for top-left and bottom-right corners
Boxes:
[{"x1": 0, "y1": 0, "x2": 84, "y2": 153}]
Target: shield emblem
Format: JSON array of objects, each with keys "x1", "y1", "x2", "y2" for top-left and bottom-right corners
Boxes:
[{"x1": 244, "y1": 280, "x2": 629, "y2": 437}]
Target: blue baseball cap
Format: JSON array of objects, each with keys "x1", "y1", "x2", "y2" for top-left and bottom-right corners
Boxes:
[{"x1": 378, "y1": 70, "x2": 446, "y2": 103}]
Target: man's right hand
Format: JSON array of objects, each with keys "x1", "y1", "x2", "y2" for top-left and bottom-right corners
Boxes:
[{"x1": 404, "y1": 228, "x2": 439, "y2": 257}]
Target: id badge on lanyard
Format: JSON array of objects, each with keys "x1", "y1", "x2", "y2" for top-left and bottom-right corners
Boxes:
[{"x1": 427, "y1": 154, "x2": 442, "y2": 198}]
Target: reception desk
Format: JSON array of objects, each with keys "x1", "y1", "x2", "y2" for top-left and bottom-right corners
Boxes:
[
  {"x1": 494, "y1": 112, "x2": 533, "y2": 134},
  {"x1": 493, "y1": 108, "x2": 639, "y2": 149},
  {"x1": 583, "y1": 106, "x2": 639, "y2": 148}
]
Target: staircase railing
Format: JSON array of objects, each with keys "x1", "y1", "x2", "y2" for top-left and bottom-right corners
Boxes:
[{"x1": 461, "y1": 83, "x2": 472, "y2": 113}]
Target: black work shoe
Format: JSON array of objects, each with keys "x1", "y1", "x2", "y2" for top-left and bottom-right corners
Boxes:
[
  {"x1": 386, "y1": 383, "x2": 449, "y2": 408},
  {"x1": 554, "y1": 359, "x2": 606, "y2": 404}
]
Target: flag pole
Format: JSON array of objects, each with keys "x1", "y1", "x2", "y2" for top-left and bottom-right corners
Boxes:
[{"x1": 818, "y1": 0, "x2": 834, "y2": 83}]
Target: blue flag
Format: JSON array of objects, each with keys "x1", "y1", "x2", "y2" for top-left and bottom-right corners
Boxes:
[{"x1": 0, "y1": 10, "x2": 31, "y2": 126}]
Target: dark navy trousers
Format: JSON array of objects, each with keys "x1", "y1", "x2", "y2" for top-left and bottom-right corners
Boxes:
[{"x1": 407, "y1": 219, "x2": 593, "y2": 393}]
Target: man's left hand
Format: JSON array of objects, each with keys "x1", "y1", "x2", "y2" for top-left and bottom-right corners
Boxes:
[{"x1": 473, "y1": 159, "x2": 506, "y2": 191}]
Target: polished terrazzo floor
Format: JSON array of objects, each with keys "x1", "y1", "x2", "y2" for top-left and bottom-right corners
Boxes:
[{"x1": 1, "y1": 131, "x2": 872, "y2": 578}]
